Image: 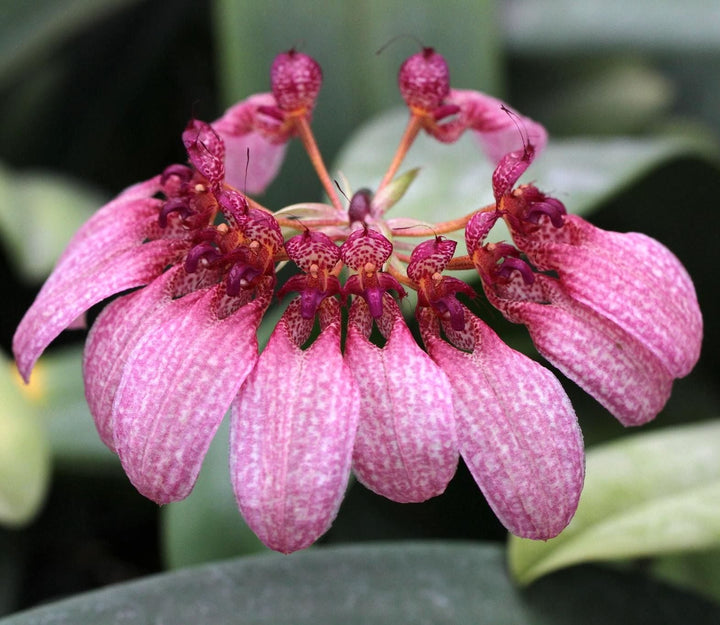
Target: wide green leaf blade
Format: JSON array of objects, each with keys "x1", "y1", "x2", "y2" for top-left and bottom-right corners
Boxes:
[
  {"x1": 0, "y1": 0, "x2": 143, "y2": 84},
  {"x1": 333, "y1": 109, "x2": 719, "y2": 240},
  {"x1": 0, "y1": 165, "x2": 105, "y2": 281},
  {"x1": 509, "y1": 420, "x2": 720, "y2": 585},
  {"x1": 2, "y1": 542, "x2": 719, "y2": 624},
  {"x1": 0, "y1": 358, "x2": 50, "y2": 527},
  {"x1": 504, "y1": 0, "x2": 720, "y2": 54}
]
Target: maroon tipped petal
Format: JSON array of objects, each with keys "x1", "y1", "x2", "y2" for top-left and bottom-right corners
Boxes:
[
  {"x1": 270, "y1": 49, "x2": 323, "y2": 113},
  {"x1": 398, "y1": 47, "x2": 450, "y2": 112}
]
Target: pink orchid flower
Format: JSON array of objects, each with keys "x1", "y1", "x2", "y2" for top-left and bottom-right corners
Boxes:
[
  {"x1": 13, "y1": 45, "x2": 700, "y2": 553},
  {"x1": 467, "y1": 136, "x2": 703, "y2": 426}
]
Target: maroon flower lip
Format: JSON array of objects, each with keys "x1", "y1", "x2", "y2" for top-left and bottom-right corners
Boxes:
[{"x1": 12, "y1": 46, "x2": 702, "y2": 554}]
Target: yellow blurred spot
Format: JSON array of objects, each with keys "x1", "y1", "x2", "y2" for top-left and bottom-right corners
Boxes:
[{"x1": 10, "y1": 362, "x2": 46, "y2": 405}]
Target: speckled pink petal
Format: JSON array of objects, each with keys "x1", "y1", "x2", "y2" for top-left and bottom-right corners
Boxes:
[
  {"x1": 230, "y1": 298, "x2": 360, "y2": 553},
  {"x1": 213, "y1": 94, "x2": 288, "y2": 194},
  {"x1": 491, "y1": 276, "x2": 674, "y2": 426},
  {"x1": 443, "y1": 89, "x2": 548, "y2": 162},
  {"x1": 54, "y1": 177, "x2": 162, "y2": 269},
  {"x1": 83, "y1": 268, "x2": 183, "y2": 451},
  {"x1": 182, "y1": 120, "x2": 225, "y2": 188},
  {"x1": 111, "y1": 285, "x2": 269, "y2": 504},
  {"x1": 220, "y1": 132, "x2": 287, "y2": 195},
  {"x1": 345, "y1": 298, "x2": 458, "y2": 503},
  {"x1": 13, "y1": 238, "x2": 179, "y2": 383},
  {"x1": 518, "y1": 215, "x2": 702, "y2": 378},
  {"x1": 419, "y1": 307, "x2": 584, "y2": 540},
  {"x1": 12, "y1": 177, "x2": 173, "y2": 381}
]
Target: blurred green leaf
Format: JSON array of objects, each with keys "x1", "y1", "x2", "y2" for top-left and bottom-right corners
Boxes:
[
  {"x1": 333, "y1": 108, "x2": 719, "y2": 248},
  {"x1": 0, "y1": 165, "x2": 105, "y2": 281},
  {"x1": 503, "y1": 1, "x2": 720, "y2": 54},
  {"x1": 38, "y1": 347, "x2": 117, "y2": 468},
  {"x1": 2, "y1": 542, "x2": 720, "y2": 624},
  {"x1": 650, "y1": 548, "x2": 720, "y2": 603},
  {"x1": 0, "y1": 357, "x2": 50, "y2": 527},
  {"x1": 0, "y1": 0, "x2": 143, "y2": 85},
  {"x1": 509, "y1": 421, "x2": 720, "y2": 585},
  {"x1": 213, "y1": 0, "x2": 501, "y2": 108},
  {"x1": 528, "y1": 57, "x2": 675, "y2": 135}
]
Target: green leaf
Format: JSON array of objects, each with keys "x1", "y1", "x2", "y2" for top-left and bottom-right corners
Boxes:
[
  {"x1": 2, "y1": 542, "x2": 720, "y2": 624},
  {"x1": 0, "y1": 357, "x2": 50, "y2": 527},
  {"x1": 37, "y1": 347, "x2": 118, "y2": 468},
  {"x1": 509, "y1": 420, "x2": 720, "y2": 585},
  {"x1": 504, "y1": 1, "x2": 720, "y2": 54},
  {"x1": 333, "y1": 108, "x2": 719, "y2": 249},
  {"x1": 0, "y1": 165, "x2": 105, "y2": 281},
  {"x1": 0, "y1": 0, "x2": 143, "y2": 85},
  {"x1": 527, "y1": 58, "x2": 675, "y2": 135}
]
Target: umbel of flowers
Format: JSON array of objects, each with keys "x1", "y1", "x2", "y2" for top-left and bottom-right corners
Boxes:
[{"x1": 14, "y1": 48, "x2": 702, "y2": 553}]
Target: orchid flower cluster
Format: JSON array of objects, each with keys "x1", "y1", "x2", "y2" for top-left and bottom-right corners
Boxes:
[{"x1": 13, "y1": 48, "x2": 702, "y2": 554}]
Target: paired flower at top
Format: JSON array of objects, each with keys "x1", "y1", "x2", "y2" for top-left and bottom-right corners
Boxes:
[{"x1": 13, "y1": 47, "x2": 702, "y2": 553}]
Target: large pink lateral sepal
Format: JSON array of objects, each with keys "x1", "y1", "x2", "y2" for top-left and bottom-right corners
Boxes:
[
  {"x1": 84, "y1": 266, "x2": 188, "y2": 451},
  {"x1": 418, "y1": 306, "x2": 584, "y2": 539},
  {"x1": 109, "y1": 280, "x2": 273, "y2": 503},
  {"x1": 345, "y1": 296, "x2": 458, "y2": 502},
  {"x1": 505, "y1": 195, "x2": 702, "y2": 380},
  {"x1": 12, "y1": 177, "x2": 182, "y2": 382},
  {"x1": 231, "y1": 297, "x2": 360, "y2": 553},
  {"x1": 468, "y1": 220, "x2": 678, "y2": 426}
]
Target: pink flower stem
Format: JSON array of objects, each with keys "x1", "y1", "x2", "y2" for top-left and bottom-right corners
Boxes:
[
  {"x1": 392, "y1": 208, "x2": 487, "y2": 238},
  {"x1": 275, "y1": 216, "x2": 349, "y2": 230},
  {"x1": 293, "y1": 116, "x2": 344, "y2": 212},
  {"x1": 377, "y1": 114, "x2": 423, "y2": 196}
]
